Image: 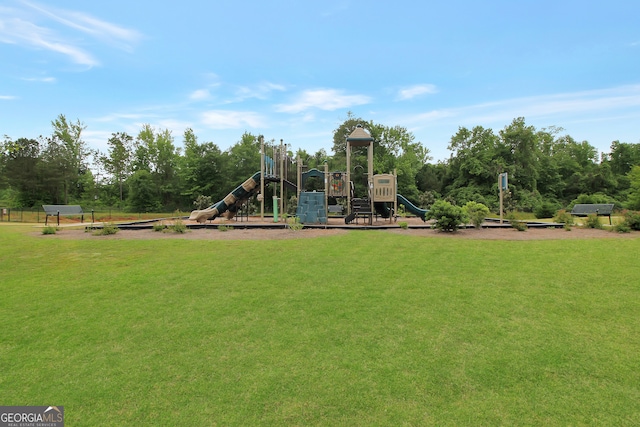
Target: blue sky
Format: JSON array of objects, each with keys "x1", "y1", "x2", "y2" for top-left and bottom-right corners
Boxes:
[{"x1": 1, "y1": 0, "x2": 639, "y2": 161}]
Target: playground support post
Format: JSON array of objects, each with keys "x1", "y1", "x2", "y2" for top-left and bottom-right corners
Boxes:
[
  {"x1": 280, "y1": 139, "x2": 284, "y2": 218},
  {"x1": 260, "y1": 136, "x2": 265, "y2": 221},
  {"x1": 324, "y1": 161, "x2": 329, "y2": 219}
]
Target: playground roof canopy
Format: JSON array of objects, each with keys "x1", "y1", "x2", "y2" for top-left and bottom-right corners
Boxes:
[{"x1": 347, "y1": 124, "x2": 373, "y2": 147}]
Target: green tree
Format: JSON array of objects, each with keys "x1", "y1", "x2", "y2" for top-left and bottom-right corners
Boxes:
[
  {"x1": 223, "y1": 132, "x2": 261, "y2": 185},
  {"x1": 499, "y1": 117, "x2": 539, "y2": 193},
  {"x1": 131, "y1": 124, "x2": 180, "y2": 210},
  {"x1": 50, "y1": 114, "x2": 89, "y2": 203},
  {"x1": 0, "y1": 137, "x2": 44, "y2": 206},
  {"x1": 608, "y1": 141, "x2": 640, "y2": 176},
  {"x1": 627, "y1": 166, "x2": 640, "y2": 210},
  {"x1": 127, "y1": 169, "x2": 160, "y2": 212},
  {"x1": 102, "y1": 132, "x2": 133, "y2": 205},
  {"x1": 444, "y1": 125, "x2": 504, "y2": 207},
  {"x1": 179, "y1": 128, "x2": 226, "y2": 205}
]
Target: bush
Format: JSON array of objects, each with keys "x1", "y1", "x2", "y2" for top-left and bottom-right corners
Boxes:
[
  {"x1": 464, "y1": 201, "x2": 489, "y2": 229},
  {"x1": 506, "y1": 212, "x2": 528, "y2": 231},
  {"x1": 613, "y1": 222, "x2": 631, "y2": 233},
  {"x1": 426, "y1": 200, "x2": 468, "y2": 232},
  {"x1": 287, "y1": 216, "x2": 304, "y2": 231},
  {"x1": 42, "y1": 226, "x2": 58, "y2": 235},
  {"x1": 153, "y1": 223, "x2": 166, "y2": 232},
  {"x1": 622, "y1": 210, "x2": 640, "y2": 230},
  {"x1": 511, "y1": 221, "x2": 528, "y2": 231},
  {"x1": 583, "y1": 214, "x2": 603, "y2": 229},
  {"x1": 398, "y1": 221, "x2": 409, "y2": 230},
  {"x1": 288, "y1": 195, "x2": 298, "y2": 215},
  {"x1": 93, "y1": 223, "x2": 119, "y2": 236},
  {"x1": 534, "y1": 201, "x2": 558, "y2": 219},
  {"x1": 553, "y1": 209, "x2": 574, "y2": 225},
  {"x1": 170, "y1": 218, "x2": 187, "y2": 233}
]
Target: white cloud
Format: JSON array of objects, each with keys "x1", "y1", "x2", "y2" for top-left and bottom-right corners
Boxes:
[
  {"x1": 232, "y1": 82, "x2": 286, "y2": 102},
  {"x1": 397, "y1": 84, "x2": 438, "y2": 101},
  {"x1": 189, "y1": 89, "x2": 211, "y2": 101},
  {"x1": 402, "y1": 85, "x2": 640, "y2": 127},
  {"x1": 0, "y1": 2, "x2": 142, "y2": 67},
  {"x1": 0, "y1": 16, "x2": 99, "y2": 66},
  {"x1": 0, "y1": 95, "x2": 18, "y2": 100},
  {"x1": 21, "y1": 1, "x2": 142, "y2": 51},
  {"x1": 21, "y1": 76, "x2": 56, "y2": 83},
  {"x1": 276, "y1": 89, "x2": 371, "y2": 113},
  {"x1": 201, "y1": 110, "x2": 266, "y2": 129}
]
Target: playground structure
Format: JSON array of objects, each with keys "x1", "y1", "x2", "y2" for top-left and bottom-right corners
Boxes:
[{"x1": 189, "y1": 125, "x2": 428, "y2": 224}]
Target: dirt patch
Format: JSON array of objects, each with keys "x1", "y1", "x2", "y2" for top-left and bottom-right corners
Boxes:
[{"x1": 35, "y1": 217, "x2": 638, "y2": 241}]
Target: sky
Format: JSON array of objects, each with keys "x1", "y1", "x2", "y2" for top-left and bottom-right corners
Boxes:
[{"x1": 1, "y1": 0, "x2": 639, "y2": 162}]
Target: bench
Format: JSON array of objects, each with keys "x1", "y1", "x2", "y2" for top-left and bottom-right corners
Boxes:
[
  {"x1": 351, "y1": 198, "x2": 373, "y2": 225},
  {"x1": 328, "y1": 205, "x2": 344, "y2": 215},
  {"x1": 43, "y1": 205, "x2": 85, "y2": 226},
  {"x1": 570, "y1": 203, "x2": 614, "y2": 225}
]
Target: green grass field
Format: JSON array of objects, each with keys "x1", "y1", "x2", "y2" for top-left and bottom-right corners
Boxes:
[{"x1": 1, "y1": 225, "x2": 639, "y2": 426}]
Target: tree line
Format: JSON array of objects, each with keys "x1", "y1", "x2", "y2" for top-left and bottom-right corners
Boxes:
[{"x1": 1, "y1": 113, "x2": 639, "y2": 215}]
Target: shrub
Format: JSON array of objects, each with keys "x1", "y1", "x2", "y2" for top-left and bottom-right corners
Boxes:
[
  {"x1": 583, "y1": 214, "x2": 603, "y2": 229},
  {"x1": 287, "y1": 216, "x2": 304, "y2": 231},
  {"x1": 170, "y1": 218, "x2": 187, "y2": 233},
  {"x1": 534, "y1": 202, "x2": 558, "y2": 219},
  {"x1": 511, "y1": 221, "x2": 528, "y2": 231},
  {"x1": 93, "y1": 223, "x2": 119, "y2": 236},
  {"x1": 42, "y1": 226, "x2": 58, "y2": 235},
  {"x1": 506, "y1": 212, "x2": 527, "y2": 232},
  {"x1": 152, "y1": 223, "x2": 166, "y2": 232},
  {"x1": 613, "y1": 222, "x2": 631, "y2": 233},
  {"x1": 398, "y1": 221, "x2": 409, "y2": 230},
  {"x1": 464, "y1": 201, "x2": 489, "y2": 229},
  {"x1": 553, "y1": 209, "x2": 574, "y2": 225},
  {"x1": 426, "y1": 200, "x2": 468, "y2": 232},
  {"x1": 623, "y1": 210, "x2": 640, "y2": 230},
  {"x1": 287, "y1": 195, "x2": 298, "y2": 215}
]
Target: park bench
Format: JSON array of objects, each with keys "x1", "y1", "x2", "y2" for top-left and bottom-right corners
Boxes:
[
  {"x1": 570, "y1": 203, "x2": 614, "y2": 225},
  {"x1": 350, "y1": 198, "x2": 373, "y2": 225},
  {"x1": 43, "y1": 205, "x2": 85, "y2": 226}
]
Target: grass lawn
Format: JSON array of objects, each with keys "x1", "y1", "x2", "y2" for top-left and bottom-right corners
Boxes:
[{"x1": 1, "y1": 225, "x2": 639, "y2": 426}]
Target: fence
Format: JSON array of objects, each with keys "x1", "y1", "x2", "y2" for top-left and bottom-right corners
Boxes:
[{"x1": 0, "y1": 207, "x2": 175, "y2": 224}]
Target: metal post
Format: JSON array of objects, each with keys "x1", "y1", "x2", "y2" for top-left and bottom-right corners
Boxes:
[
  {"x1": 260, "y1": 136, "x2": 265, "y2": 221},
  {"x1": 346, "y1": 139, "x2": 351, "y2": 215},
  {"x1": 280, "y1": 139, "x2": 284, "y2": 217}
]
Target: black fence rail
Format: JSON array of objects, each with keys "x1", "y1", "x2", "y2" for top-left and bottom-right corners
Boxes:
[{"x1": 0, "y1": 206, "x2": 160, "y2": 224}]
